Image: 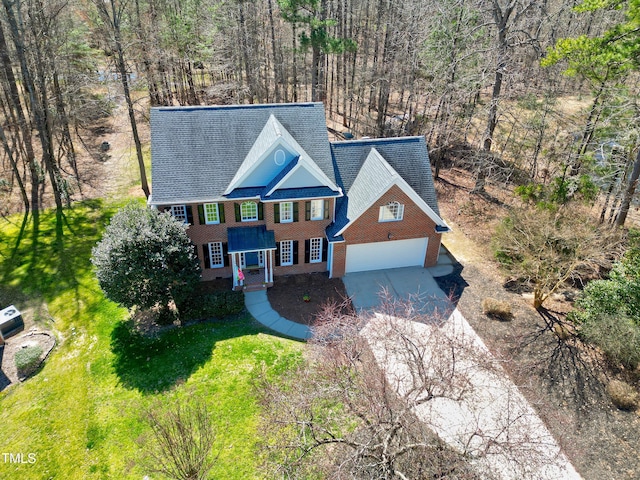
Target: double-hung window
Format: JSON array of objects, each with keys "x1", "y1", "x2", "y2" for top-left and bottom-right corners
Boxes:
[
  {"x1": 280, "y1": 202, "x2": 293, "y2": 223},
  {"x1": 204, "y1": 203, "x2": 220, "y2": 224},
  {"x1": 310, "y1": 199, "x2": 324, "y2": 220},
  {"x1": 171, "y1": 205, "x2": 188, "y2": 223},
  {"x1": 379, "y1": 201, "x2": 404, "y2": 222},
  {"x1": 208, "y1": 242, "x2": 224, "y2": 268},
  {"x1": 280, "y1": 240, "x2": 293, "y2": 266},
  {"x1": 310, "y1": 238, "x2": 322, "y2": 263},
  {"x1": 241, "y1": 201, "x2": 258, "y2": 222}
]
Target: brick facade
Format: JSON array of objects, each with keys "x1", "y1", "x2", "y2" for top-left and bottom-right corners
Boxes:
[
  {"x1": 161, "y1": 185, "x2": 442, "y2": 283},
  {"x1": 330, "y1": 184, "x2": 442, "y2": 277},
  {"x1": 160, "y1": 198, "x2": 334, "y2": 281}
]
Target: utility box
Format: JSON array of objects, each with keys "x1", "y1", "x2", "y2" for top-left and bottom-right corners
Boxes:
[{"x1": 0, "y1": 305, "x2": 24, "y2": 339}]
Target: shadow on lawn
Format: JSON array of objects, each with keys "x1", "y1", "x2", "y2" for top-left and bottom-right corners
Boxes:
[{"x1": 110, "y1": 317, "x2": 256, "y2": 393}]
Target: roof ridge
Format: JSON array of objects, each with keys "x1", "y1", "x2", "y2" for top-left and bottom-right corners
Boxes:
[
  {"x1": 331, "y1": 136, "x2": 423, "y2": 147},
  {"x1": 153, "y1": 102, "x2": 323, "y2": 113}
]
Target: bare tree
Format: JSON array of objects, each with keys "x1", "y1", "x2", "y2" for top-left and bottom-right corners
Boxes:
[
  {"x1": 139, "y1": 394, "x2": 220, "y2": 480},
  {"x1": 259, "y1": 293, "x2": 576, "y2": 479},
  {"x1": 493, "y1": 206, "x2": 624, "y2": 308}
]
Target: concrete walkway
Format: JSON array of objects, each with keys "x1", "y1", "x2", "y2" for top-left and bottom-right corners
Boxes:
[{"x1": 244, "y1": 290, "x2": 312, "y2": 340}]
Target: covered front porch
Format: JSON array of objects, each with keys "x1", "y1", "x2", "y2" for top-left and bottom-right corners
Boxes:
[{"x1": 227, "y1": 225, "x2": 276, "y2": 291}]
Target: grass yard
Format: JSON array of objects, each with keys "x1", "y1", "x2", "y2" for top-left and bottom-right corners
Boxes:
[{"x1": 0, "y1": 200, "x2": 303, "y2": 479}]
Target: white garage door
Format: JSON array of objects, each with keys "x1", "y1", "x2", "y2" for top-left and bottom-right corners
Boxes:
[{"x1": 345, "y1": 238, "x2": 428, "y2": 273}]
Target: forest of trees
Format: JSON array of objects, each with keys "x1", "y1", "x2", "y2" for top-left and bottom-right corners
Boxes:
[{"x1": 0, "y1": 0, "x2": 638, "y2": 232}]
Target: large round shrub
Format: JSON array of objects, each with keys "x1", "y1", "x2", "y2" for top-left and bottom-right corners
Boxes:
[{"x1": 91, "y1": 203, "x2": 201, "y2": 315}]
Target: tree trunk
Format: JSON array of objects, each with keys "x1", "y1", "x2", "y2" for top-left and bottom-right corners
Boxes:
[
  {"x1": 614, "y1": 147, "x2": 640, "y2": 227},
  {"x1": 101, "y1": 0, "x2": 150, "y2": 198}
]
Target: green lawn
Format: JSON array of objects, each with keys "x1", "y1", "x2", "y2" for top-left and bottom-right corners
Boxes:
[{"x1": 0, "y1": 200, "x2": 303, "y2": 479}]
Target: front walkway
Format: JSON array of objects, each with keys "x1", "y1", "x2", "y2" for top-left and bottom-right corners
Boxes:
[{"x1": 244, "y1": 290, "x2": 312, "y2": 340}]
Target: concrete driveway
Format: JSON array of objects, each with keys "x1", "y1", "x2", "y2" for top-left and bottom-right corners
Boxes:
[{"x1": 342, "y1": 266, "x2": 452, "y2": 315}]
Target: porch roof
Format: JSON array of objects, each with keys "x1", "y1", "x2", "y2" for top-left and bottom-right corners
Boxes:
[{"x1": 227, "y1": 225, "x2": 276, "y2": 253}]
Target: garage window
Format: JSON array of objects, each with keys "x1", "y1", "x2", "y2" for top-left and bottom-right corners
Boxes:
[{"x1": 379, "y1": 201, "x2": 404, "y2": 222}]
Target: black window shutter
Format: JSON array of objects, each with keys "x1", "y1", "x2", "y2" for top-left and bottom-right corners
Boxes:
[
  {"x1": 258, "y1": 202, "x2": 264, "y2": 220},
  {"x1": 218, "y1": 203, "x2": 226, "y2": 223},
  {"x1": 222, "y1": 243, "x2": 230, "y2": 266},
  {"x1": 198, "y1": 204, "x2": 205, "y2": 224},
  {"x1": 293, "y1": 202, "x2": 299, "y2": 222},
  {"x1": 322, "y1": 238, "x2": 328, "y2": 262},
  {"x1": 275, "y1": 242, "x2": 281, "y2": 266},
  {"x1": 234, "y1": 203, "x2": 241, "y2": 222},
  {"x1": 274, "y1": 203, "x2": 280, "y2": 223},
  {"x1": 305, "y1": 201, "x2": 311, "y2": 221},
  {"x1": 324, "y1": 200, "x2": 329, "y2": 219},
  {"x1": 293, "y1": 240, "x2": 299, "y2": 264},
  {"x1": 203, "y1": 244, "x2": 211, "y2": 269},
  {"x1": 186, "y1": 205, "x2": 194, "y2": 224},
  {"x1": 304, "y1": 239, "x2": 310, "y2": 263}
]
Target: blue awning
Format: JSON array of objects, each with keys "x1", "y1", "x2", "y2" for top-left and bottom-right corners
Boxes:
[{"x1": 227, "y1": 225, "x2": 276, "y2": 253}]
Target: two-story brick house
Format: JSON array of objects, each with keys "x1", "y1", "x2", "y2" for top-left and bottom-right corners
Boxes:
[{"x1": 149, "y1": 103, "x2": 448, "y2": 290}]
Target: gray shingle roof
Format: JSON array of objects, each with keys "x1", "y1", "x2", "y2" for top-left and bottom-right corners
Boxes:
[
  {"x1": 150, "y1": 103, "x2": 335, "y2": 204},
  {"x1": 330, "y1": 136, "x2": 440, "y2": 215},
  {"x1": 327, "y1": 136, "x2": 443, "y2": 239}
]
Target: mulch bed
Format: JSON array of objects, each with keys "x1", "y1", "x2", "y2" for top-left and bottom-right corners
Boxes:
[
  {"x1": 267, "y1": 272, "x2": 352, "y2": 325},
  {"x1": 0, "y1": 329, "x2": 56, "y2": 390}
]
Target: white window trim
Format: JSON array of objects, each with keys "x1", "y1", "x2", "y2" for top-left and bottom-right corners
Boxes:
[
  {"x1": 280, "y1": 202, "x2": 293, "y2": 223},
  {"x1": 310, "y1": 199, "x2": 324, "y2": 221},
  {"x1": 241, "y1": 201, "x2": 258, "y2": 222},
  {"x1": 204, "y1": 203, "x2": 220, "y2": 224},
  {"x1": 379, "y1": 201, "x2": 404, "y2": 222},
  {"x1": 280, "y1": 240, "x2": 293, "y2": 266},
  {"x1": 208, "y1": 242, "x2": 224, "y2": 268},
  {"x1": 310, "y1": 237, "x2": 322, "y2": 263},
  {"x1": 171, "y1": 205, "x2": 188, "y2": 224}
]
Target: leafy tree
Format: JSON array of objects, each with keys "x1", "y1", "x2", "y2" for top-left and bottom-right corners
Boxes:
[
  {"x1": 543, "y1": 0, "x2": 640, "y2": 220},
  {"x1": 278, "y1": 0, "x2": 356, "y2": 102},
  {"x1": 571, "y1": 230, "x2": 640, "y2": 368},
  {"x1": 91, "y1": 203, "x2": 201, "y2": 317},
  {"x1": 493, "y1": 207, "x2": 623, "y2": 308}
]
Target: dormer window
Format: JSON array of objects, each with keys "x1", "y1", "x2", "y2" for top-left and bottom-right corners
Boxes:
[
  {"x1": 241, "y1": 201, "x2": 258, "y2": 222},
  {"x1": 379, "y1": 201, "x2": 404, "y2": 222}
]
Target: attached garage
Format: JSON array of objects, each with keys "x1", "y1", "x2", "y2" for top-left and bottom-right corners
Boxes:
[{"x1": 345, "y1": 237, "x2": 428, "y2": 273}]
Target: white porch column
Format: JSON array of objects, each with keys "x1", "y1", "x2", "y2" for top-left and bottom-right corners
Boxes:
[
  {"x1": 264, "y1": 249, "x2": 269, "y2": 284},
  {"x1": 269, "y1": 249, "x2": 274, "y2": 283},
  {"x1": 231, "y1": 252, "x2": 238, "y2": 289}
]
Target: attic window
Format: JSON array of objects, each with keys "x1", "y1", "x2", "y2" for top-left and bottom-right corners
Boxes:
[
  {"x1": 379, "y1": 201, "x2": 404, "y2": 222},
  {"x1": 274, "y1": 149, "x2": 286, "y2": 166}
]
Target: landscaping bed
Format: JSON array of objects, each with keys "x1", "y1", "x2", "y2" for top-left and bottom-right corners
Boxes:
[
  {"x1": 267, "y1": 272, "x2": 352, "y2": 325},
  {"x1": 0, "y1": 330, "x2": 56, "y2": 389}
]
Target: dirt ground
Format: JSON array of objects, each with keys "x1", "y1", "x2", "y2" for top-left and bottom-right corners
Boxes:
[
  {"x1": 267, "y1": 272, "x2": 351, "y2": 325},
  {"x1": 433, "y1": 168, "x2": 640, "y2": 480}
]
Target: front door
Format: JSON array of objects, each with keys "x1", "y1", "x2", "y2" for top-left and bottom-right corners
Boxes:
[{"x1": 245, "y1": 251, "x2": 259, "y2": 268}]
